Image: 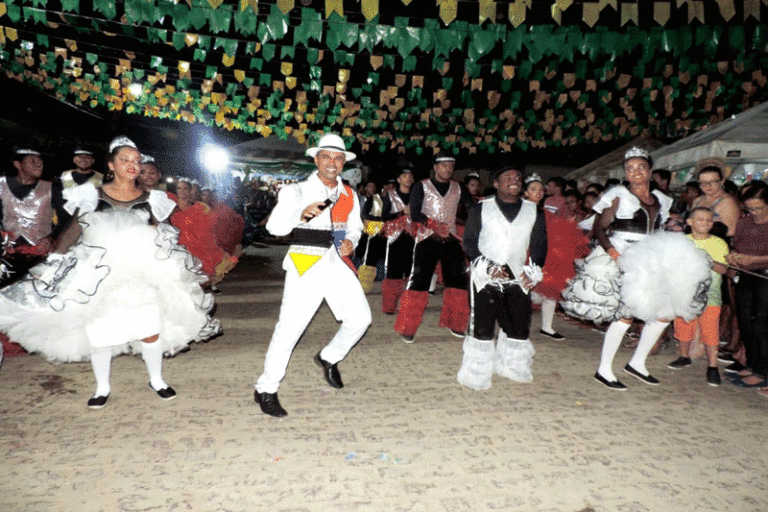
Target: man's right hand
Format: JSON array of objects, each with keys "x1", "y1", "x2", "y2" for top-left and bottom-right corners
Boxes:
[{"x1": 301, "y1": 201, "x2": 329, "y2": 222}]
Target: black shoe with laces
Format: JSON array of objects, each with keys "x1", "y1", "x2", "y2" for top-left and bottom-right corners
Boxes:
[{"x1": 668, "y1": 356, "x2": 692, "y2": 370}]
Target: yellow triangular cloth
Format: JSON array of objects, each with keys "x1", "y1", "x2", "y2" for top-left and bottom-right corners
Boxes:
[{"x1": 289, "y1": 252, "x2": 322, "y2": 276}]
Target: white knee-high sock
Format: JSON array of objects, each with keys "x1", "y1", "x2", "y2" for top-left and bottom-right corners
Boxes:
[
  {"x1": 597, "y1": 321, "x2": 631, "y2": 382},
  {"x1": 90, "y1": 349, "x2": 112, "y2": 397},
  {"x1": 628, "y1": 320, "x2": 669, "y2": 376},
  {"x1": 141, "y1": 340, "x2": 167, "y2": 391},
  {"x1": 541, "y1": 299, "x2": 557, "y2": 334}
]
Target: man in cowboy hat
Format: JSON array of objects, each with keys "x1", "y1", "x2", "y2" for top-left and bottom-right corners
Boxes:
[
  {"x1": 253, "y1": 133, "x2": 371, "y2": 417},
  {"x1": 394, "y1": 149, "x2": 475, "y2": 342}
]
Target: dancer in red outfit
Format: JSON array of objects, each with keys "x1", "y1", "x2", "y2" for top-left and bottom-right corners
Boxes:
[
  {"x1": 394, "y1": 151, "x2": 475, "y2": 343},
  {"x1": 523, "y1": 174, "x2": 590, "y2": 340},
  {"x1": 201, "y1": 187, "x2": 245, "y2": 257},
  {"x1": 171, "y1": 178, "x2": 237, "y2": 285}
]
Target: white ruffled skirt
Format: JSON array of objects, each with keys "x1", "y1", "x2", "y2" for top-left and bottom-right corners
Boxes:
[
  {"x1": 0, "y1": 210, "x2": 220, "y2": 363},
  {"x1": 561, "y1": 231, "x2": 711, "y2": 324}
]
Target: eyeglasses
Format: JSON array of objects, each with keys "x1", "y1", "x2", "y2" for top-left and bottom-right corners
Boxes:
[{"x1": 698, "y1": 179, "x2": 720, "y2": 186}]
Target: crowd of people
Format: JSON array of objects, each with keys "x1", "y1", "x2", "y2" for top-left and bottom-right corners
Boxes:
[{"x1": 1, "y1": 133, "x2": 767, "y2": 415}]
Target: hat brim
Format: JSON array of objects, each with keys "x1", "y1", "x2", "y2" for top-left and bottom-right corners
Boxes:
[{"x1": 306, "y1": 147, "x2": 356, "y2": 162}]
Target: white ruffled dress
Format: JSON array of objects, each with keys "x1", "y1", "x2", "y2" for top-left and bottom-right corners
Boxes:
[
  {"x1": 0, "y1": 184, "x2": 220, "y2": 363},
  {"x1": 561, "y1": 186, "x2": 711, "y2": 324}
]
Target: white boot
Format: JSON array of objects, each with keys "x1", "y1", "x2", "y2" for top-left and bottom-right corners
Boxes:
[
  {"x1": 494, "y1": 331, "x2": 535, "y2": 382},
  {"x1": 457, "y1": 336, "x2": 495, "y2": 390}
]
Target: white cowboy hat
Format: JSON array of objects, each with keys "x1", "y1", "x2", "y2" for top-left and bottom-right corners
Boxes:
[{"x1": 305, "y1": 133, "x2": 356, "y2": 162}]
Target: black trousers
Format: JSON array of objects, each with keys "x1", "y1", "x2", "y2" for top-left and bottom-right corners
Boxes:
[
  {"x1": 406, "y1": 236, "x2": 467, "y2": 291},
  {"x1": 469, "y1": 283, "x2": 532, "y2": 341},
  {"x1": 385, "y1": 232, "x2": 415, "y2": 280},
  {"x1": 355, "y1": 233, "x2": 386, "y2": 266},
  {"x1": 735, "y1": 274, "x2": 768, "y2": 377}
]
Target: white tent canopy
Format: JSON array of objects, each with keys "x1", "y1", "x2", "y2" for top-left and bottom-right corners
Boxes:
[
  {"x1": 651, "y1": 101, "x2": 768, "y2": 176},
  {"x1": 565, "y1": 136, "x2": 665, "y2": 184}
]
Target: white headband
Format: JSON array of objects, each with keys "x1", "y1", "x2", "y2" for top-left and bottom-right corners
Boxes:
[{"x1": 15, "y1": 149, "x2": 41, "y2": 156}]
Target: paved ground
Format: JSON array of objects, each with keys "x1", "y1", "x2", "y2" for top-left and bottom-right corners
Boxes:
[{"x1": 1, "y1": 244, "x2": 767, "y2": 512}]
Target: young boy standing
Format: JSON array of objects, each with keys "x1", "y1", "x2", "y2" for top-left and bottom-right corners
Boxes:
[{"x1": 668, "y1": 207, "x2": 729, "y2": 386}]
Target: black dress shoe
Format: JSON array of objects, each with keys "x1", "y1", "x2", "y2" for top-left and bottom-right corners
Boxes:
[
  {"x1": 254, "y1": 391, "x2": 287, "y2": 417},
  {"x1": 594, "y1": 372, "x2": 627, "y2": 390},
  {"x1": 623, "y1": 364, "x2": 660, "y2": 385},
  {"x1": 149, "y1": 383, "x2": 177, "y2": 400},
  {"x1": 87, "y1": 394, "x2": 110, "y2": 409},
  {"x1": 314, "y1": 352, "x2": 343, "y2": 389}
]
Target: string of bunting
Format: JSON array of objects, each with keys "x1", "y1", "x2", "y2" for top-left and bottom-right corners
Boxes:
[{"x1": 0, "y1": 0, "x2": 767, "y2": 155}]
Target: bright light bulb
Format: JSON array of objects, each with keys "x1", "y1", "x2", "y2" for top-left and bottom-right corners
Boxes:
[
  {"x1": 200, "y1": 144, "x2": 230, "y2": 174},
  {"x1": 128, "y1": 83, "x2": 143, "y2": 97}
]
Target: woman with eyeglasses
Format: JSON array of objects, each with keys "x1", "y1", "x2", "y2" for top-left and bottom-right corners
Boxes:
[
  {"x1": 725, "y1": 181, "x2": 768, "y2": 396},
  {"x1": 692, "y1": 165, "x2": 741, "y2": 239}
]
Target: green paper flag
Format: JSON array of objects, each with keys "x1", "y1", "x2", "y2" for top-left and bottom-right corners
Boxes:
[
  {"x1": 189, "y1": 6, "x2": 209, "y2": 30},
  {"x1": 93, "y1": 0, "x2": 116, "y2": 19},
  {"x1": 209, "y1": 6, "x2": 232, "y2": 33},
  {"x1": 173, "y1": 4, "x2": 192, "y2": 32}
]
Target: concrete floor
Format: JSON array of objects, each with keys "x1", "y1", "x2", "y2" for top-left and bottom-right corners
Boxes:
[{"x1": 1, "y1": 244, "x2": 766, "y2": 512}]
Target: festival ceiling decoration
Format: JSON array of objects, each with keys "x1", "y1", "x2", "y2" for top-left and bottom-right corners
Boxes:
[{"x1": 1, "y1": 0, "x2": 767, "y2": 158}]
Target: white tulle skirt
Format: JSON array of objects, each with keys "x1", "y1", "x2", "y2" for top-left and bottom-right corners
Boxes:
[
  {"x1": 0, "y1": 210, "x2": 220, "y2": 363},
  {"x1": 561, "y1": 231, "x2": 711, "y2": 324}
]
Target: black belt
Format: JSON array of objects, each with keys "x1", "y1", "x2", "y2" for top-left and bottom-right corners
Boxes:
[{"x1": 292, "y1": 228, "x2": 333, "y2": 247}]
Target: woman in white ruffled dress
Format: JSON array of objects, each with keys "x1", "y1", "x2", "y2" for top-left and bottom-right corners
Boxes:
[
  {"x1": 561, "y1": 147, "x2": 711, "y2": 390},
  {"x1": 0, "y1": 137, "x2": 220, "y2": 408}
]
